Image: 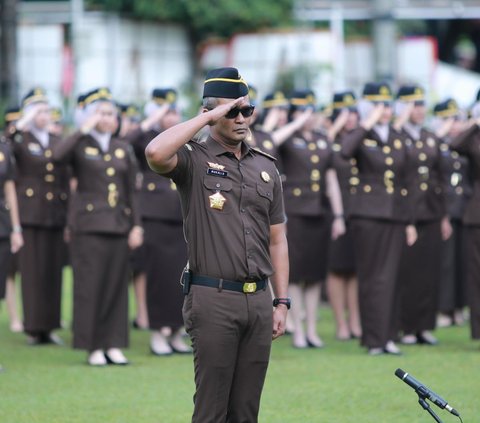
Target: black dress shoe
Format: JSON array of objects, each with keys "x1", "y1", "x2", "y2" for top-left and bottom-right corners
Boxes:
[
  {"x1": 104, "y1": 350, "x2": 130, "y2": 365},
  {"x1": 306, "y1": 338, "x2": 325, "y2": 349},
  {"x1": 416, "y1": 332, "x2": 438, "y2": 345}
]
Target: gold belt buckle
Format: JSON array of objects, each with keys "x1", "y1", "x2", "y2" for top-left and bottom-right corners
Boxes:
[{"x1": 243, "y1": 282, "x2": 257, "y2": 293}]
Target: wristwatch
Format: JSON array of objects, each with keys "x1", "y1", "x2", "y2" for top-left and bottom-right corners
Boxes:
[{"x1": 273, "y1": 297, "x2": 291, "y2": 310}]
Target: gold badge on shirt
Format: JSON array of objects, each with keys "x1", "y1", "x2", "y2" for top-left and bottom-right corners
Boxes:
[
  {"x1": 28, "y1": 143, "x2": 42, "y2": 155},
  {"x1": 209, "y1": 192, "x2": 226, "y2": 210},
  {"x1": 427, "y1": 137, "x2": 435, "y2": 148},
  {"x1": 261, "y1": 171, "x2": 271, "y2": 183},
  {"x1": 85, "y1": 146, "x2": 99, "y2": 156},
  {"x1": 207, "y1": 162, "x2": 225, "y2": 170},
  {"x1": 115, "y1": 148, "x2": 125, "y2": 159},
  {"x1": 0, "y1": 152, "x2": 4, "y2": 162}
]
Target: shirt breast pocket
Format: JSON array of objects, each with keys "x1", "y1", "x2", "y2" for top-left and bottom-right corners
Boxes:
[
  {"x1": 255, "y1": 182, "x2": 273, "y2": 215},
  {"x1": 203, "y1": 175, "x2": 233, "y2": 214}
]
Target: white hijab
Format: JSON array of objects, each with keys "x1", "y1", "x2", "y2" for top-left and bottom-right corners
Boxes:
[
  {"x1": 84, "y1": 102, "x2": 112, "y2": 152},
  {"x1": 24, "y1": 103, "x2": 49, "y2": 148}
]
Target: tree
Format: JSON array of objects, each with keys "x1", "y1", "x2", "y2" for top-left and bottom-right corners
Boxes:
[{"x1": 87, "y1": 0, "x2": 294, "y2": 53}]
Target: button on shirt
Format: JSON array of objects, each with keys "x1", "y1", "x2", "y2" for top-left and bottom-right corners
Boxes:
[{"x1": 166, "y1": 136, "x2": 286, "y2": 282}]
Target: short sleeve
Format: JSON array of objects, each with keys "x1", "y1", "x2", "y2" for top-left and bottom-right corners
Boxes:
[
  {"x1": 164, "y1": 142, "x2": 194, "y2": 188},
  {"x1": 269, "y1": 166, "x2": 286, "y2": 225}
]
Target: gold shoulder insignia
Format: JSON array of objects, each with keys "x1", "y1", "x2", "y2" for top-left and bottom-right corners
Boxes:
[{"x1": 252, "y1": 147, "x2": 276, "y2": 161}]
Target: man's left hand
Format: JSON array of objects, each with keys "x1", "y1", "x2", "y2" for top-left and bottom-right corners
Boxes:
[{"x1": 272, "y1": 305, "x2": 288, "y2": 340}]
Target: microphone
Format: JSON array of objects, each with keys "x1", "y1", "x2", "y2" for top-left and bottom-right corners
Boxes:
[{"x1": 395, "y1": 368, "x2": 459, "y2": 417}]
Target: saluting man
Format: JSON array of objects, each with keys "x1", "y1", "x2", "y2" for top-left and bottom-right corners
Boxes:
[{"x1": 146, "y1": 67, "x2": 289, "y2": 423}]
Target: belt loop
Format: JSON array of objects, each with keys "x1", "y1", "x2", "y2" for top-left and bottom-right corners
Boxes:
[{"x1": 218, "y1": 278, "x2": 223, "y2": 292}]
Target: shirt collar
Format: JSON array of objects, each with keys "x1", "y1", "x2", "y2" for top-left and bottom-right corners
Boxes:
[{"x1": 206, "y1": 135, "x2": 253, "y2": 159}]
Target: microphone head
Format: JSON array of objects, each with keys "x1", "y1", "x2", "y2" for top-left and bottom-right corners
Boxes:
[{"x1": 395, "y1": 368, "x2": 406, "y2": 379}]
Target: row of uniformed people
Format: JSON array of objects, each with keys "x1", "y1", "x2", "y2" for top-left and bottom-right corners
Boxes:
[
  {"x1": 1, "y1": 82, "x2": 476, "y2": 359},
  {"x1": 245, "y1": 82, "x2": 474, "y2": 355}
]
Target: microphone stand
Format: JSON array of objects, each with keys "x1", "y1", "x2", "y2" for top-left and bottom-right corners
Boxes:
[{"x1": 417, "y1": 394, "x2": 443, "y2": 423}]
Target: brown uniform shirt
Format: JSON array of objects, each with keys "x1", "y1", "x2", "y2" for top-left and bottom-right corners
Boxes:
[
  {"x1": 128, "y1": 127, "x2": 183, "y2": 222},
  {"x1": 11, "y1": 131, "x2": 69, "y2": 228},
  {"x1": 342, "y1": 126, "x2": 412, "y2": 222},
  {"x1": 451, "y1": 123, "x2": 480, "y2": 226},
  {"x1": 279, "y1": 131, "x2": 332, "y2": 217},
  {"x1": 53, "y1": 131, "x2": 141, "y2": 234},
  {"x1": 165, "y1": 136, "x2": 286, "y2": 282},
  {"x1": 402, "y1": 128, "x2": 447, "y2": 222}
]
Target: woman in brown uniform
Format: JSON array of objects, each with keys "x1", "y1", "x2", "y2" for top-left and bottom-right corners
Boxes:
[
  {"x1": 450, "y1": 101, "x2": 480, "y2": 343},
  {"x1": 53, "y1": 88, "x2": 143, "y2": 366},
  {"x1": 341, "y1": 82, "x2": 417, "y2": 355},
  {"x1": 394, "y1": 85, "x2": 452, "y2": 346},
  {"x1": 12, "y1": 88, "x2": 70, "y2": 345},
  {"x1": 128, "y1": 88, "x2": 190, "y2": 355},
  {"x1": 326, "y1": 91, "x2": 362, "y2": 340},
  {"x1": 432, "y1": 99, "x2": 470, "y2": 327},
  {"x1": 273, "y1": 90, "x2": 345, "y2": 348}
]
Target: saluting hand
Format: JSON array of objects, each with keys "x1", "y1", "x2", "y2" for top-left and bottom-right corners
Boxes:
[
  {"x1": 80, "y1": 113, "x2": 102, "y2": 134},
  {"x1": 393, "y1": 102, "x2": 414, "y2": 132},
  {"x1": 362, "y1": 103, "x2": 385, "y2": 131},
  {"x1": 141, "y1": 104, "x2": 170, "y2": 132},
  {"x1": 435, "y1": 117, "x2": 454, "y2": 139},
  {"x1": 15, "y1": 104, "x2": 41, "y2": 131},
  {"x1": 204, "y1": 97, "x2": 247, "y2": 126},
  {"x1": 328, "y1": 109, "x2": 349, "y2": 141}
]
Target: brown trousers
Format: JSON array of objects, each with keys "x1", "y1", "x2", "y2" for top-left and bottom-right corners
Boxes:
[
  {"x1": 350, "y1": 218, "x2": 404, "y2": 349},
  {"x1": 398, "y1": 220, "x2": 442, "y2": 334},
  {"x1": 183, "y1": 284, "x2": 273, "y2": 423},
  {"x1": 71, "y1": 233, "x2": 129, "y2": 351},
  {"x1": 19, "y1": 227, "x2": 64, "y2": 335},
  {"x1": 465, "y1": 226, "x2": 480, "y2": 339}
]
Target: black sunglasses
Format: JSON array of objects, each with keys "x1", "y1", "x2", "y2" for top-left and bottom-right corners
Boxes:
[{"x1": 225, "y1": 105, "x2": 255, "y2": 119}]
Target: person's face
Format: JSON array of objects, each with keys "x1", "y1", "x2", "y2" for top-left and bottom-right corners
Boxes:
[
  {"x1": 276, "y1": 107, "x2": 288, "y2": 128},
  {"x1": 160, "y1": 108, "x2": 181, "y2": 130},
  {"x1": 410, "y1": 103, "x2": 426, "y2": 125},
  {"x1": 95, "y1": 102, "x2": 118, "y2": 134},
  {"x1": 33, "y1": 103, "x2": 51, "y2": 130},
  {"x1": 450, "y1": 118, "x2": 464, "y2": 137},
  {"x1": 379, "y1": 103, "x2": 393, "y2": 124},
  {"x1": 345, "y1": 111, "x2": 359, "y2": 131},
  {"x1": 210, "y1": 97, "x2": 252, "y2": 146}
]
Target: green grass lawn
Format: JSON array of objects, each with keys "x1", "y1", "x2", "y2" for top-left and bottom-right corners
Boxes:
[{"x1": 1, "y1": 269, "x2": 479, "y2": 422}]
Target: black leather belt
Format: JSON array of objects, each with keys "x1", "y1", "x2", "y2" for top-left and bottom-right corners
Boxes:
[{"x1": 191, "y1": 275, "x2": 268, "y2": 294}]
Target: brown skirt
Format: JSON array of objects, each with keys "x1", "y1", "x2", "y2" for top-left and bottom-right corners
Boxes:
[
  {"x1": 327, "y1": 223, "x2": 356, "y2": 275},
  {"x1": 287, "y1": 215, "x2": 331, "y2": 284},
  {"x1": 398, "y1": 220, "x2": 442, "y2": 334},
  {"x1": 350, "y1": 217, "x2": 404, "y2": 349},
  {"x1": 71, "y1": 233, "x2": 129, "y2": 351},
  {"x1": 438, "y1": 220, "x2": 466, "y2": 313},
  {"x1": 465, "y1": 226, "x2": 480, "y2": 339},
  {"x1": 144, "y1": 219, "x2": 187, "y2": 330},
  {"x1": 19, "y1": 227, "x2": 64, "y2": 335}
]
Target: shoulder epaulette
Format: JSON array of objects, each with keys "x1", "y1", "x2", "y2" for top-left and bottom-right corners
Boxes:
[{"x1": 252, "y1": 147, "x2": 276, "y2": 161}]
